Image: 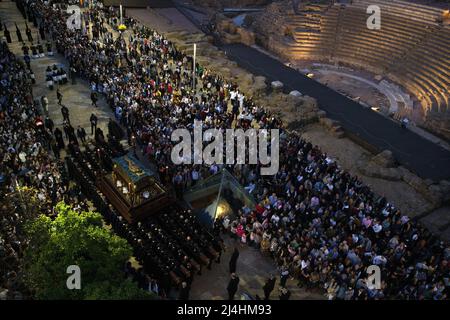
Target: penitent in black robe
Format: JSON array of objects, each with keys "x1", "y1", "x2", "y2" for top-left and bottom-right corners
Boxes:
[
  {"x1": 15, "y1": 23, "x2": 23, "y2": 42},
  {"x1": 4, "y1": 25, "x2": 11, "y2": 43}
]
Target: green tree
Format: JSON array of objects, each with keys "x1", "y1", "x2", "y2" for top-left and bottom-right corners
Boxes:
[{"x1": 23, "y1": 202, "x2": 154, "y2": 300}]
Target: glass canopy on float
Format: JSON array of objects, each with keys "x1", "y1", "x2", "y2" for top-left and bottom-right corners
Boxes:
[
  {"x1": 98, "y1": 153, "x2": 171, "y2": 223},
  {"x1": 183, "y1": 169, "x2": 256, "y2": 228}
]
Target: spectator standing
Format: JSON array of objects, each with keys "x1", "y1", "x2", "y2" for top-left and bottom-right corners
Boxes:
[
  {"x1": 227, "y1": 273, "x2": 240, "y2": 300},
  {"x1": 263, "y1": 275, "x2": 276, "y2": 300},
  {"x1": 229, "y1": 247, "x2": 239, "y2": 274},
  {"x1": 90, "y1": 113, "x2": 98, "y2": 135}
]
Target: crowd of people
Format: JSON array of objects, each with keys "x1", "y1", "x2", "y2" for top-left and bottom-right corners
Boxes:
[
  {"x1": 0, "y1": 0, "x2": 137, "y2": 299},
  {"x1": 2, "y1": 0, "x2": 227, "y2": 300},
  {"x1": 0, "y1": 37, "x2": 90, "y2": 298},
  {"x1": 2, "y1": 0, "x2": 448, "y2": 300},
  {"x1": 220, "y1": 138, "x2": 449, "y2": 299}
]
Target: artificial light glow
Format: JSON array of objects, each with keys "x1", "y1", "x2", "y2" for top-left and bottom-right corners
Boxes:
[{"x1": 215, "y1": 204, "x2": 227, "y2": 219}]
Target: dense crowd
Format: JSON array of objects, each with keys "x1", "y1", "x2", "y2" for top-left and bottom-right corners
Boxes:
[
  {"x1": 29, "y1": 0, "x2": 277, "y2": 189},
  {"x1": 2, "y1": 0, "x2": 448, "y2": 300},
  {"x1": 0, "y1": 0, "x2": 141, "y2": 299},
  {"x1": 223, "y1": 140, "x2": 449, "y2": 299},
  {"x1": 3, "y1": 0, "x2": 225, "y2": 300},
  {"x1": 0, "y1": 38, "x2": 90, "y2": 299}
]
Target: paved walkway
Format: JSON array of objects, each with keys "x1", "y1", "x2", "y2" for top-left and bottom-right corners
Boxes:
[{"x1": 222, "y1": 43, "x2": 450, "y2": 181}]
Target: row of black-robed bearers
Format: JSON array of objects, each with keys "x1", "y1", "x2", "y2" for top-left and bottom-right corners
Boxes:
[{"x1": 65, "y1": 141, "x2": 223, "y2": 297}]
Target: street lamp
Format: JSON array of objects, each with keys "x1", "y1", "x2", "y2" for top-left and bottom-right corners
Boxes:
[
  {"x1": 192, "y1": 43, "x2": 196, "y2": 93},
  {"x1": 118, "y1": 4, "x2": 127, "y2": 32}
]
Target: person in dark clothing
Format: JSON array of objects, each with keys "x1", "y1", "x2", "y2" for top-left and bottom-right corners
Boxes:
[
  {"x1": 63, "y1": 122, "x2": 71, "y2": 139},
  {"x1": 46, "y1": 40, "x2": 52, "y2": 56},
  {"x1": 172, "y1": 171, "x2": 183, "y2": 199},
  {"x1": 227, "y1": 273, "x2": 240, "y2": 300},
  {"x1": 178, "y1": 281, "x2": 190, "y2": 300},
  {"x1": 280, "y1": 268, "x2": 289, "y2": 288},
  {"x1": 57, "y1": 88, "x2": 62, "y2": 105},
  {"x1": 108, "y1": 118, "x2": 124, "y2": 140},
  {"x1": 91, "y1": 91, "x2": 98, "y2": 107},
  {"x1": 61, "y1": 105, "x2": 70, "y2": 123},
  {"x1": 90, "y1": 113, "x2": 98, "y2": 135},
  {"x1": 37, "y1": 41, "x2": 44, "y2": 56},
  {"x1": 25, "y1": 22, "x2": 32, "y2": 42},
  {"x1": 232, "y1": 101, "x2": 239, "y2": 119},
  {"x1": 21, "y1": 42, "x2": 29, "y2": 55},
  {"x1": 32, "y1": 13, "x2": 38, "y2": 28},
  {"x1": 54, "y1": 127, "x2": 65, "y2": 150},
  {"x1": 30, "y1": 42, "x2": 37, "y2": 58},
  {"x1": 27, "y1": 9, "x2": 33, "y2": 23},
  {"x1": 4, "y1": 24, "x2": 11, "y2": 43},
  {"x1": 95, "y1": 127, "x2": 105, "y2": 145},
  {"x1": 215, "y1": 238, "x2": 225, "y2": 263},
  {"x1": 279, "y1": 287, "x2": 291, "y2": 300},
  {"x1": 70, "y1": 65, "x2": 77, "y2": 84},
  {"x1": 67, "y1": 139, "x2": 80, "y2": 156},
  {"x1": 263, "y1": 275, "x2": 276, "y2": 300},
  {"x1": 229, "y1": 247, "x2": 239, "y2": 274},
  {"x1": 44, "y1": 116, "x2": 54, "y2": 133},
  {"x1": 50, "y1": 139, "x2": 60, "y2": 159},
  {"x1": 39, "y1": 24, "x2": 45, "y2": 40},
  {"x1": 76, "y1": 126, "x2": 87, "y2": 143},
  {"x1": 67, "y1": 125, "x2": 78, "y2": 146},
  {"x1": 24, "y1": 54, "x2": 31, "y2": 69},
  {"x1": 15, "y1": 23, "x2": 23, "y2": 42}
]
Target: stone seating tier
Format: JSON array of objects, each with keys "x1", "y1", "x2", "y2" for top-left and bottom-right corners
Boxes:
[{"x1": 254, "y1": 0, "x2": 450, "y2": 115}]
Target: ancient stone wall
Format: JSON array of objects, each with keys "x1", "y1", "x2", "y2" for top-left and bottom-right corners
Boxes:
[
  {"x1": 423, "y1": 113, "x2": 450, "y2": 141},
  {"x1": 216, "y1": 15, "x2": 256, "y2": 45},
  {"x1": 355, "y1": 150, "x2": 450, "y2": 207}
]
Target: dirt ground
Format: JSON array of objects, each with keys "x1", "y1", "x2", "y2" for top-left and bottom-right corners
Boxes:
[
  {"x1": 314, "y1": 72, "x2": 390, "y2": 112},
  {"x1": 127, "y1": 8, "x2": 200, "y2": 33}
]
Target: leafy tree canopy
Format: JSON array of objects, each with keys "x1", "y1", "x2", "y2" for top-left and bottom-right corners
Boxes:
[{"x1": 23, "y1": 202, "x2": 154, "y2": 300}]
